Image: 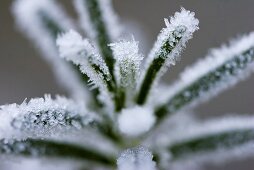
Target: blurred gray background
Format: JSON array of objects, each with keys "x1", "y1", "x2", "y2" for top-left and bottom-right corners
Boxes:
[{"x1": 0, "y1": 0, "x2": 254, "y2": 169}]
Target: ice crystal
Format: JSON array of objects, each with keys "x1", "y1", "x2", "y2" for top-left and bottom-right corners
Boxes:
[
  {"x1": 117, "y1": 146, "x2": 156, "y2": 170},
  {"x1": 57, "y1": 30, "x2": 114, "y2": 111},
  {"x1": 145, "y1": 8, "x2": 199, "y2": 70},
  {"x1": 57, "y1": 30, "x2": 110, "y2": 82},
  {"x1": 110, "y1": 39, "x2": 143, "y2": 89},
  {"x1": 180, "y1": 32, "x2": 254, "y2": 87},
  {"x1": 0, "y1": 95, "x2": 95, "y2": 139}
]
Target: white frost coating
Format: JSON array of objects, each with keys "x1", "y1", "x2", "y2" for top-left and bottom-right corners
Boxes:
[
  {"x1": 181, "y1": 32, "x2": 254, "y2": 86},
  {"x1": 145, "y1": 8, "x2": 199, "y2": 68},
  {"x1": 57, "y1": 30, "x2": 114, "y2": 112},
  {"x1": 138, "y1": 8, "x2": 199, "y2": 99},
  {"x1": 118, "y1": 106, "x2": 155, "y2": 137},
  {"x1": 12, "y1": 0, "x2": 89, "y2": 102},
  {"x1": 0, "y1": 95, "x2": 95, "y2": 140},
  {"x1": 117, "y1": 146, "x2": 156, "y2": 170},
  {"x1": 57, "y1": 30, "x2": 110, "y2": 80},
  {"x1": 159, "y1": 32, "x2": 254, "y2": 108},
  {"x1": 110, "y1": 39, "x2": 143, "y2": 88},
  {"x1": 56, "y1": 30, "x2": 106, "y2": 87},
  {"x1": 74, "y1": 0, "x2": 121, "y2": 41}
]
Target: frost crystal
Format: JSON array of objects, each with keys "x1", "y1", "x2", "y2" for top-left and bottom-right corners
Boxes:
[
  {"x1": 137, "y1": 8, "x2": 199, "y2": 105},
  {"x1": 146, "y1": 8, "x2": 199, "y2": 69},
  {"x1": 179, "y1": 32, "x2": 254, "y2": 90},
  {"x1": 110, "y1": 39, "x2": 143, "y2": 88},
  {"x1": 117, "y1": 146, "x2": 156, "y2": 170},
  {"x1": 57, "y1": 30, "x2": 114, "y2": 111},
  {"x1": 0, "y1": 95, "x2": 95, "y2": 139},
  {"x1": 118, "y1": 106, "x2": 155, "y2": 137},
  {"x1": 57, "y1": 30, "x2": 110, "y2": 82},
  {"x1": 12, "y1": 0, "x2": 89, "y2": 101}
]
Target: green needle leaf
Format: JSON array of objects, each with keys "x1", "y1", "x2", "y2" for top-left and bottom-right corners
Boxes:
[{"x1": 0, "y1": 138, "x2": 115, "y2": 165}]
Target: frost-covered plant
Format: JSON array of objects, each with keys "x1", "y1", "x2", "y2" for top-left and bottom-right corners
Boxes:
[{"x1": 2, "y1": 0, "x2": 254, "y2": 169}]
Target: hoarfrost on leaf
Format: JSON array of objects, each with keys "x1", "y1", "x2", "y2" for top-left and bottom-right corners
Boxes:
[
  {"x1": 117, "y1": 146, "x2": 156, "y2": 170},
  {"x1": 56, "y1": 30, "x2": 114, "y2": 112},
  {"x1": 137, "y1": 8, "x2": 199, "y2": 105},
  {"x1": 12, "y1": 0, "x2": 89, "y2": 102},
  {"x1": 146, "y1": 7, "x2": 199, "y2": 69},
  {"x1": 57, "y1": 29, "x2": 110, "y2": 84},
  {"x1": 0, "y1": 95, "x2": 96, "y2": 139},
  {"x1": 73, "y1": 0, "x2": 119, "y2": 80},
  {"x1": 179, "y1": 31, "x2": 254, "y2": 87},
  {"x1": 110, "y1": 39, "x2": 143, "y2": 89}
]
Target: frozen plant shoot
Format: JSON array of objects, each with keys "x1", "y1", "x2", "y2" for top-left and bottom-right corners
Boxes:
[{"x1": 1, "y1": 0, "x2": 254, "y2": 169}]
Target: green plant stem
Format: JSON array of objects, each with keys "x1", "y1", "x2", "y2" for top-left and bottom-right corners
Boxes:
[
  {"x1": 115, "y1": 88, "x2": 126, "y2": 112},
  {"x1": 136, "y1": 57, "x2": 167, "y2": 105}
]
